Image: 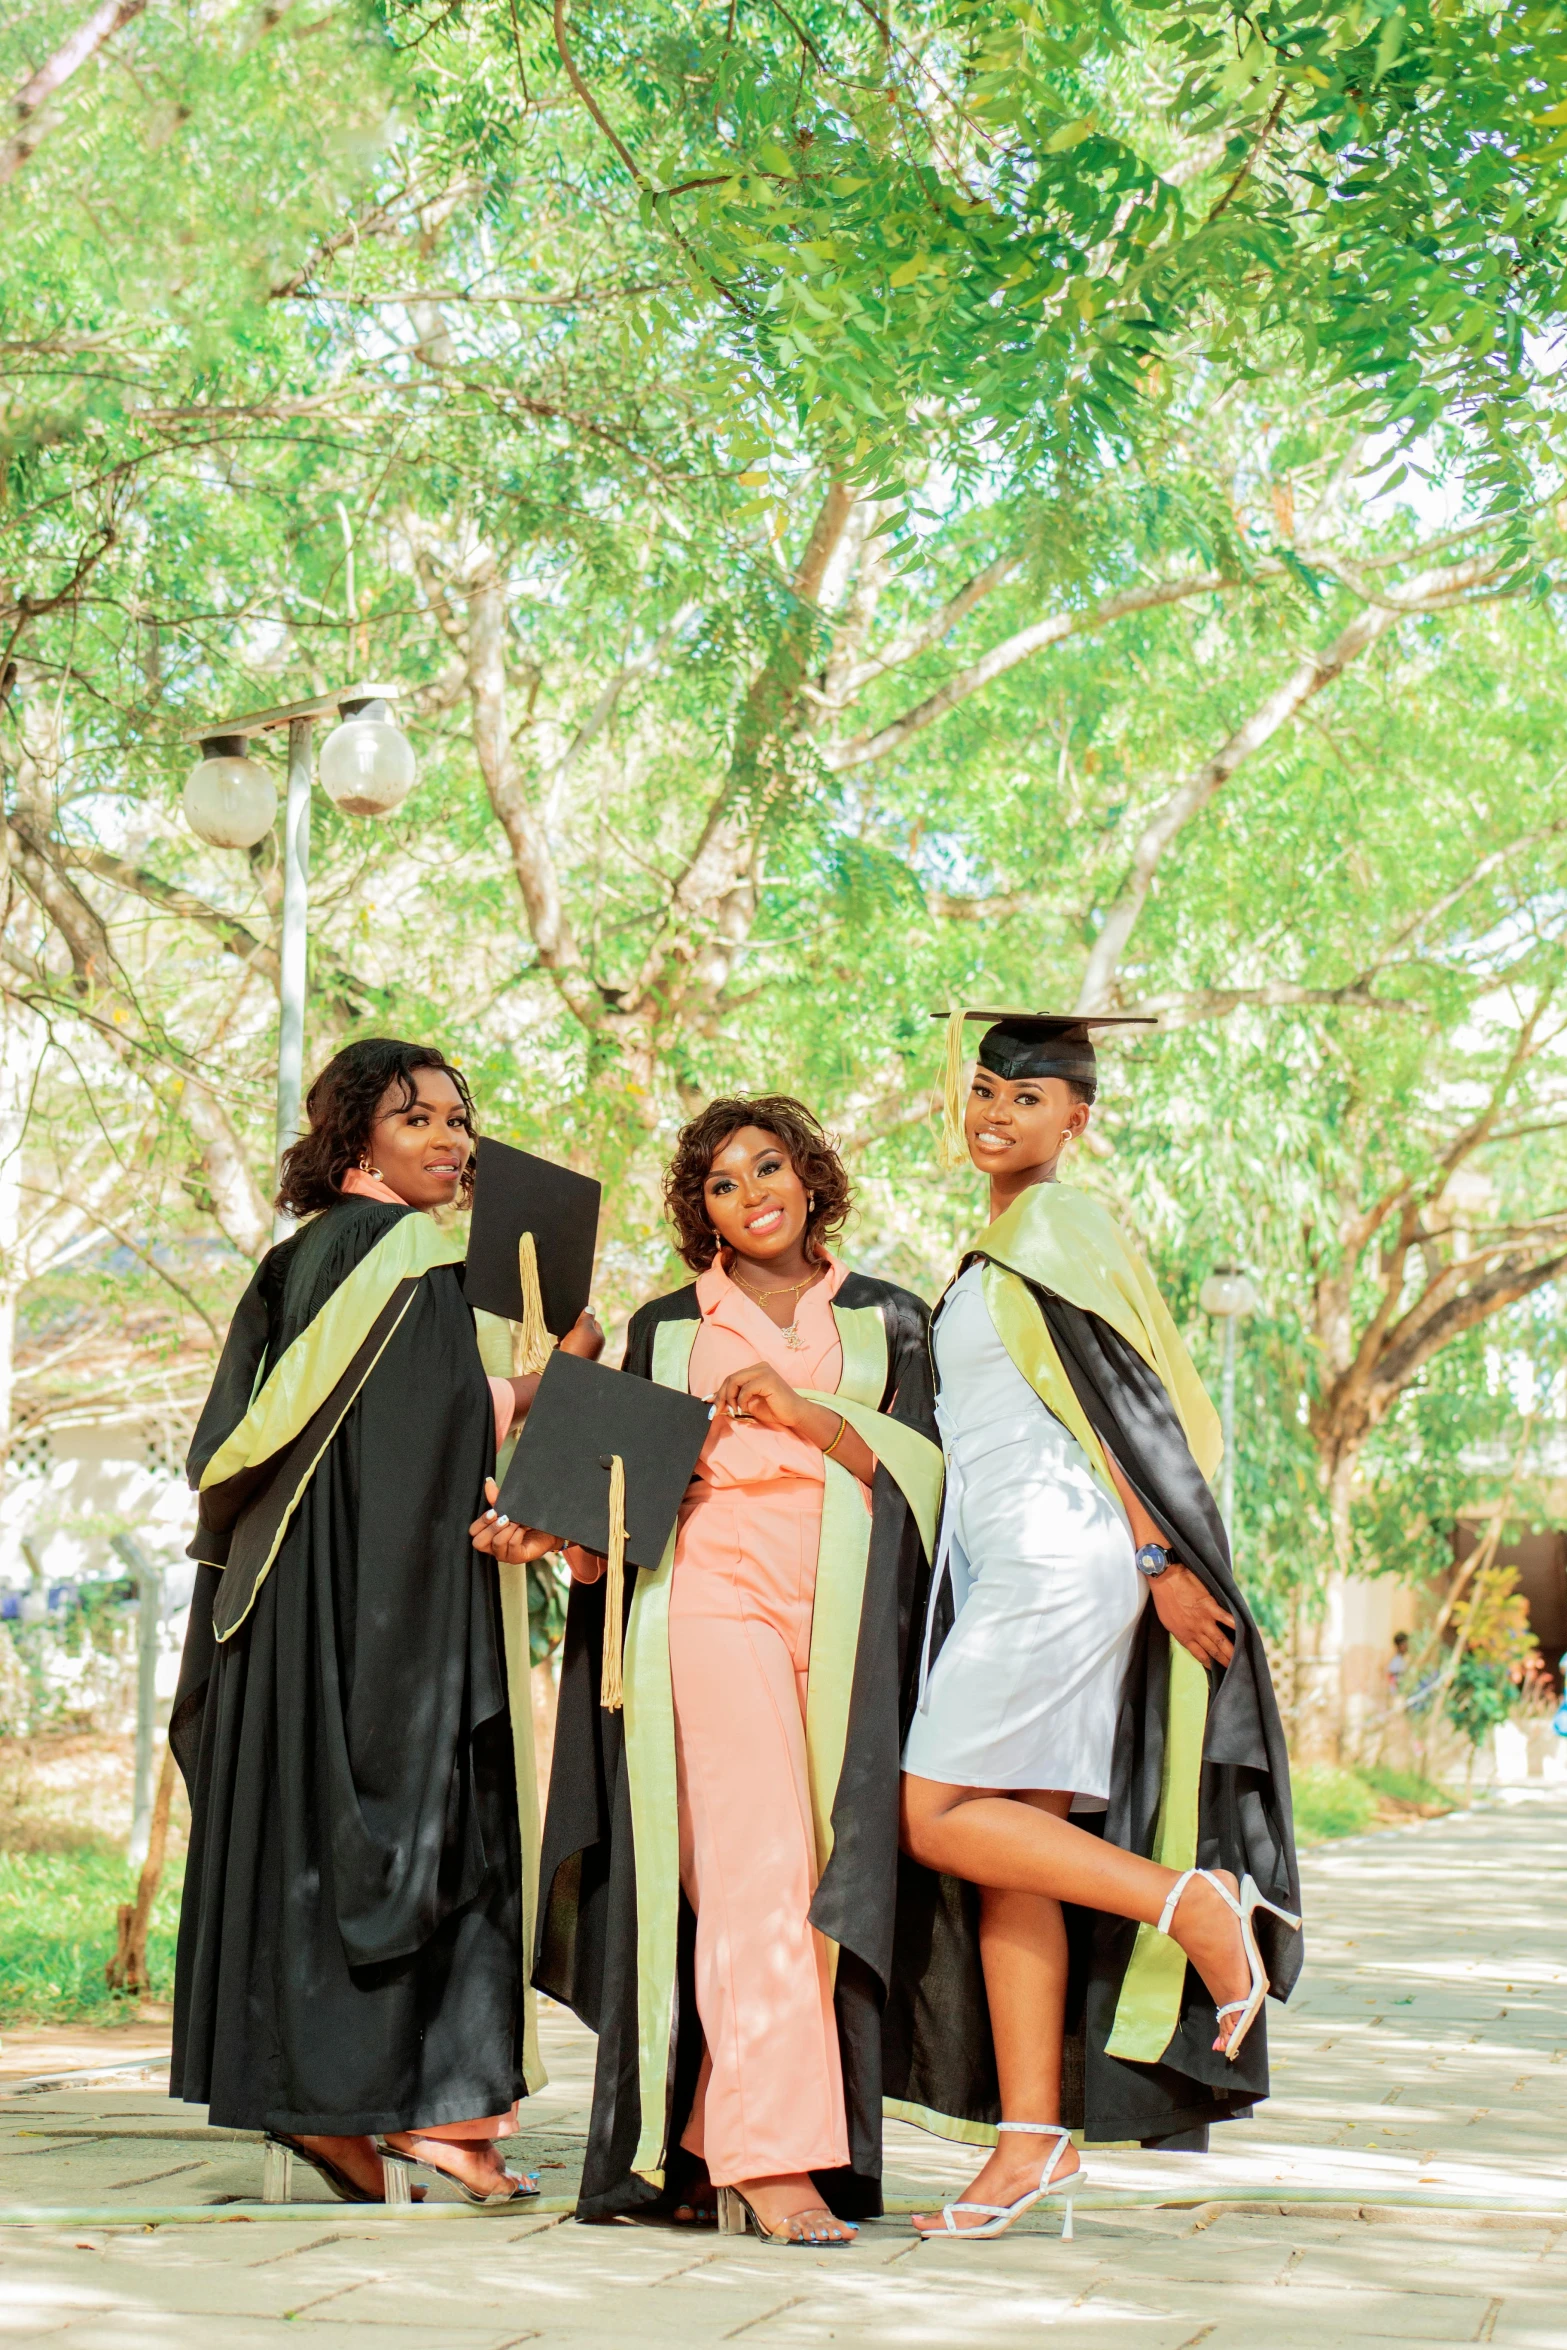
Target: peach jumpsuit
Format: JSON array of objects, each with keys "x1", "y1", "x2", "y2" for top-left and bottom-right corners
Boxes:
[{"x1": 672, "y1": 1256, "x2": 855, "y2": 2187}]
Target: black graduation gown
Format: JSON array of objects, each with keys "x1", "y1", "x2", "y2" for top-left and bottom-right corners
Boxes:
[
  {"x1": 884, "y1": 1266, "x2": 1302, "y2": 2150},
  {"x1": 170, "y1": 1197, "x2": 527, "y2": 2137},
  {"x1": 534, "y1": 1270, "x2": 937, "y2": 2220}
]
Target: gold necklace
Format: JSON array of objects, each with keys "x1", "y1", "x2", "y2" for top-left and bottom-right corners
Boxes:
[{"x1": 731, "y1": 1260, "x2": 823, "y2": 1350}]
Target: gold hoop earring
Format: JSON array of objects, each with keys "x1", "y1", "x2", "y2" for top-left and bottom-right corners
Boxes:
[{"x1": 359, "y1": 1154, "x2": 382, "y2": 1179}]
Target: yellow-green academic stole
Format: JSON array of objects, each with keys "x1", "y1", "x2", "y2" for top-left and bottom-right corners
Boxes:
[
  {"x1": 200, "y1": 1212, "x2": 467, "y2": 1491},
  {"x1": 621, "y1": 1297, "x2": 941, "y2": 2188},
  {"x1": 200, "y1": 1213, "x2": 468, "y2": 1641},
  {"x1": 474, "y1": 1309, "x2": 547, "y2": 2097},
  {"x1": 978, "y1": 1254, "x2": 1211, "y2": 2066},
  {"x1": 975, "y1": 1181, "x2": 1220, "y2": 1479}
]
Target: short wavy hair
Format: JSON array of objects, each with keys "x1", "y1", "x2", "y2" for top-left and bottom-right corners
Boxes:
[
  {"x1": 276, "y1": 1038, "x2": 477, "y2": 1220},
  {"x1": 664, "y1": 1095, "x2": 852, "y2": 1272}
]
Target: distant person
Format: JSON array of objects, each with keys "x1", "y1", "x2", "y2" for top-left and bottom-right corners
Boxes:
[
  {"x1": 1387, "y1": 1630, "x2": 1411, "y2": 1698},
  {"x1": 170, "y1": 1038, "x2": 599, "y2": 2205}
]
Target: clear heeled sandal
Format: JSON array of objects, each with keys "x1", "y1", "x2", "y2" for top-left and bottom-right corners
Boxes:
[{"x1": 1157, "y1": 1867, "x2": 1301, "y2": 2060}]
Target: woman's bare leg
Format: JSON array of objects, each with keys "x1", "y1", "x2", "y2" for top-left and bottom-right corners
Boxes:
[
  {"x1": 900, "y1": 1776, "x2": 1252, "y2": 2038},
  {"x1": 911, "y1": 1791, "x2": 1084, "y2": 2236}
]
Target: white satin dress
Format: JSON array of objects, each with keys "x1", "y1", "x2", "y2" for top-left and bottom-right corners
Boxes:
[{"x1": 900, "y1": 1263, "x2": 1146, "y2": 1805}]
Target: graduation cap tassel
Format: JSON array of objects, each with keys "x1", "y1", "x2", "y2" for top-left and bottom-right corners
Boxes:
[
  {"x1": 512, "y1": 1232, "x2": 553, "y2": 1378},
  {"x1": 599, "y1": 1453, "x2": 627, "y2": 1713},
  {"x1": 940, "y1": 1006, "x2": 970, "y2": 1170}
]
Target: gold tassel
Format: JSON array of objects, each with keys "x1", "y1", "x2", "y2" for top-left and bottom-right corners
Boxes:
[
  {"x1": 600, "y1": 1453, "x2": 626, "y2": 1712},
  {"x1": 940, "y1": 1006, "x2": 970, "y2": 1169},
  {"x1": 511, "y1": 1231, "x2": 553, "y2": 1377}
]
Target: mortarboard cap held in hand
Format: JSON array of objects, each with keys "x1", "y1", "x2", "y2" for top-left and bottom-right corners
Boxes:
[
  {"x1": 496, "y1": 1351, "x2": 711, "y2": 1710},
  {"x1": 464, "y1": 1137, "x2": 602, "y2": 1372}
]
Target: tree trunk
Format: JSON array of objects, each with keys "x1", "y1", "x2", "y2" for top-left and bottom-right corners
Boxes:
[
  {"x1": 1295, "y1": 1450, "x2": 1358, "y2": 1763},
  {"x1": 0, "y1": 998, "x2": 44, "y2": 1492},
  {"x1": 105, "y1": 1739, "x2": 175, "y2": 1997}
]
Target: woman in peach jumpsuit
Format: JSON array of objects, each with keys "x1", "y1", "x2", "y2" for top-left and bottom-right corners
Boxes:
[
  {"x1": 531, "y1": 1097, "x2": 941, "y2": 2242},
  {"x1": 672, "y1": 1248, "x2": 859, "y2": 2197}
]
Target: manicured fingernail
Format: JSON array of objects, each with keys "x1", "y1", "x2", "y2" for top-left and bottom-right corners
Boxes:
[
  {"x1": 496, "y1": 1514, "x2": 509, "y2": 1526},
  {"x1": 707, "y1": 1405, "x2": 716, "y2": 1420},
  {"x1": 485, "y1": 1509, "x2": 497, "y2": 1521}
]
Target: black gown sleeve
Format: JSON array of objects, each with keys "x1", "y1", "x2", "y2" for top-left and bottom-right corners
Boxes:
[{"x1": 531, "y1": 1286, "x2": 699, "y2": 2023}]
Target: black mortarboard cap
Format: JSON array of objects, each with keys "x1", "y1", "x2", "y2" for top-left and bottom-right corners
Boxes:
[
  {"x1": 463, "y1": 1137, "x2": 601, "y2": 1337},
  {"x1": 931, "y1": 1006, "x2": 1158, "y2": 1163},
  {"x1": 496, "y1": 1351, "x2": 710, "y2": 1571}
]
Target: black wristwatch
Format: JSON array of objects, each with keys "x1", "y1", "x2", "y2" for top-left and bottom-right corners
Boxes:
[{"x1": 1134, "y1": 1543, "x2": 1172, "y2": 1579}]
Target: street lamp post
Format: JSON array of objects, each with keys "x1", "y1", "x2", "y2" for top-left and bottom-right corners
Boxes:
[
  {"x1": 276, "y1": 718, "x2": 312, "y2": 1202},
  {"x1": 1198, "y1": 1264, "x2": 1258, "y2": 1541},
  {"x1": 181, "y1": 685, "x2": 415, "y2": 1241}
]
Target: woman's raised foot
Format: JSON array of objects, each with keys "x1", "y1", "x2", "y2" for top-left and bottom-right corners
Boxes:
[{"x1": 1161, "y1": 1868, "x2": 1252, "y2": 2051}]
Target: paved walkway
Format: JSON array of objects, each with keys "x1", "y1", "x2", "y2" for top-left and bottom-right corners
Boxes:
[{"x1": 0, "y1": 1787, "x2": 1562, "y2": 2345}]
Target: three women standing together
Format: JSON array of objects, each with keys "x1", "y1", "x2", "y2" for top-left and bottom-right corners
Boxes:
[{"x1": 172, "y1": 1020, "x2": 1299, "y2": 2236}]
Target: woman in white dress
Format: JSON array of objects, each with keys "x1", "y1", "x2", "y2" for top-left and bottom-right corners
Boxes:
[{"x1": 894, "y1": 1011, "x2": 1300, "y2": 2240}]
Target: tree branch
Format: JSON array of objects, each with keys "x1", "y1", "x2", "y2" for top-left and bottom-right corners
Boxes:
[
  {"x1": 822, "y1": 571, "x2": 1235, "y2": 773},
  {"x1": 618, "y1": 482, "x2": 857, "y2": 1022},
  {"x1": 828, "y1": 551, "x2": 1024, "y2": 705},
  {"x1": 66, "y1": 846, "x2": 280, "y2": 986},
  {"x1": 458, "y1": 549, "x2": 602, "y2": 1029},
  {"x1": 0, "y1": 0, "x2": 147, "y2": 187},
  {"x1": 1127, "y1": 979, "x2": 1411, "y2": 1029},
  {"x1": 1075, "y1": 554, "x2": 1505, "y2": 1009}
]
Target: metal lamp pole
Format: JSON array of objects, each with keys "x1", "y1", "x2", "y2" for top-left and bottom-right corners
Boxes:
[
  {"x1": 1220, "y1": 1312, "x2": 1238, "y2": 1534},
  {"x1": 275, "y1": 717, "x2": 313, "y2": 1231},
  {"x1": 181, "y1": 684, "x2": 408, "y2": 1241}
]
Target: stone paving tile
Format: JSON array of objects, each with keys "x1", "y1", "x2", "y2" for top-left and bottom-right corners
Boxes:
[{"x1": 0, "y1": 1789, "x2": 1563, "y2": 2342}]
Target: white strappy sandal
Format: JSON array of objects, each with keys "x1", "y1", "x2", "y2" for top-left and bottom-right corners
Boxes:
[
  {"x1": 1157, "y1": 1867, "x2": 1301, "y2": 2061},
  {"x1": 922, "y1": 2120, "x2": 1083, "y2": 2240}
]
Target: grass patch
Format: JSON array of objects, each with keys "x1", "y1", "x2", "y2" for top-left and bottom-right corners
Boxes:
[
  {"x1": 1291, "y1": 1765, "x2": 1379, "y2": 1846},
  {"x1": 1356, "y1": 1762, "x2": 1453, "y2": 1812},
  {"x1": 0, "y1": 1846, "x2": 183, "y2": 2026},
  {"x1": 1291, "y1": 1760, "x2": 1455, "y2": 1847}
]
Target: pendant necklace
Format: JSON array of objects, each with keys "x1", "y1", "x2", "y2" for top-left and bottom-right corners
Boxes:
[{"x1": 731, "y1": 1262, "x2": 822, "y2": 1351}]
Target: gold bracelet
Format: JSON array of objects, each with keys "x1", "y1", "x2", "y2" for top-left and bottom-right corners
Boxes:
[{"x1": 823, "y1": 1413, "x2": 849, "y2": 1460}]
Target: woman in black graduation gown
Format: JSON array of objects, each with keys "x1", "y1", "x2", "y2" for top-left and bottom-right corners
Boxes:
[
  {"x1": 496, "y1": 1097, "x2": 942, "y2": 2240},
  {"x1": 886, "y1": 1012, "x2": 1301, "y2": 2239},
  {"x1": 172, "y1": 1038, "x2": 589, "y2": 2204}
]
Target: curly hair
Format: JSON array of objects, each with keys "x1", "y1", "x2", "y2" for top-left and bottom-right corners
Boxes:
[
  {"x1": 664, "y1": 1095, "x2": 852, "y2": 1272},
  {"x1": 276, "y1": 1038, "x2": 477, "y2": 1220}
]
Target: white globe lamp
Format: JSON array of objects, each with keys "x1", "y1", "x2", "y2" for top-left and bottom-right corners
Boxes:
[
  {"x1": 1198, "y1": 1266, "x2": 1258, "y2": 1319},
  {"x1": 183, "y1": 738, "x2": 278, "y2": 850},
  {"x1": 318, "y1": 696, "x2": 416, "y2": 818}
]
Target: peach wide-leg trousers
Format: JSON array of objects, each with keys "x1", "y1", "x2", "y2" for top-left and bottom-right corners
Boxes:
[{"x1": 668, "y1": 1481, "x2": 849, "y2": 2187}]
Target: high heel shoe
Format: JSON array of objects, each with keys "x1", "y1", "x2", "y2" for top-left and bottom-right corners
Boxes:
[
  {"x1": 262, "y1": 2134, "x2": 392, "y2": 2205},
  {"x1": 377, "y1": 2139, "x2": 539, "y2": 2207},
  {"x1": 716, "y1": 2187, "x2": 857, "y2": 2244},
  {"x1": 1157, "y1": 1867, "x2": 1302, "y2": 2062},
  {"x1": 920, "y1": 2122, "x2": 1083, "y2": 2240}
]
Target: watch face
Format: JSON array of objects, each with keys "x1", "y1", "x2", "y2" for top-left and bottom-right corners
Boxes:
[{"x1": 1136, "y1": 1544, "x2": 1169, "y2": 1577}]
